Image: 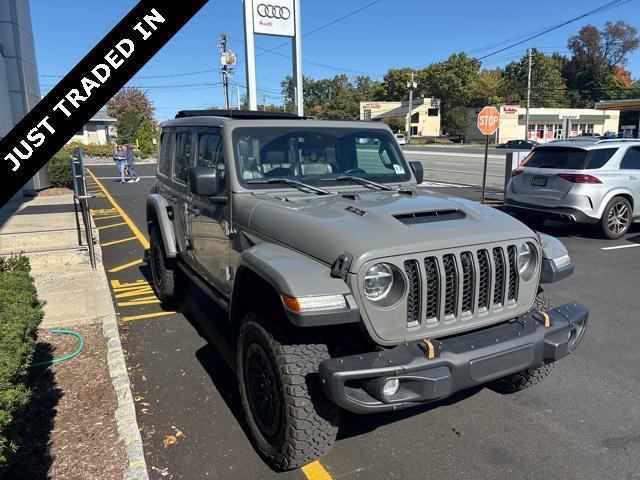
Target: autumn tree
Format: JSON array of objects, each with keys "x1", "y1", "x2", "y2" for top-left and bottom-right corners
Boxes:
[
  {"x1": 107, "y1": 88, "x2": 155, "y2": 146},
  {"x1": 564, "y1": 21, "x2": 640, "y2": 106}
]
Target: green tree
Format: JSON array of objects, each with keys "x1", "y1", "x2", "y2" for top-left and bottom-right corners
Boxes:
[
  {"x1": 563, "y1": 21, "x2": 640, "y2": 106},
  {"x1": 470, "y1": 68, "x2": 506, "y2": 107},
  {"x1": 136, "y1": 120, "x2": 156, "y2": 156},
  {"x1": 419, "y1": 52, "x2": 481, "y2": 134},
  {"x1": 503, "y1": 50, "x2": 568, "y2": 107},
  {"x1": 382, "y1": 117, "x2": 406, "y2": 134},
  {"x1": 378, "y1": 68, "x2": 414, "y2": 101},
  {"x1": 442, "y1": 106, "x2": 469, "y2": 137},
  {"x1": 116, "y1": 110, "x2": 141, "y2": 145}
]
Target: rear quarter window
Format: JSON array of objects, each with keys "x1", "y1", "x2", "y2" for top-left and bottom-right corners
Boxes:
[
  {"x1": 158, "y1": 132, "x2": 173, "y2": 176},
  {"x1": 523, "y1": 147, "x2": 618, "y2": 170}
]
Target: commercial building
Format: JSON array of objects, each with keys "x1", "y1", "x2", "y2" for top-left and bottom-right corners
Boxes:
[
  {"x1": 69, "y1": 111, "x2": 117, "y2": 145},
  {"x1": 0, "y1": 0, "x2": 48, "y2": 192},
  {"x1": 595, "y1": 98, "x2": 640, "y2": 138},
  {"x1": 466, "y1": 105, "x2": 620, "y2": 144},
  {"x1": 360, "y1": 98, "x2": 441, "y2": 137}
]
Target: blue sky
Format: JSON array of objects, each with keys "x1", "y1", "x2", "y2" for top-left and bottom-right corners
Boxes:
[{"x1": 31, "y1": 0, "x2": 640, "y2": 121}]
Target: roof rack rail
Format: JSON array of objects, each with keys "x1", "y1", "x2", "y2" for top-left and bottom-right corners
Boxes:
[
  {"x1": 596, "y1": 138, "x2": 640, "y2": 144},
  {"x1": 174, "y1": 109, "x2": 308, "y2": 120}
]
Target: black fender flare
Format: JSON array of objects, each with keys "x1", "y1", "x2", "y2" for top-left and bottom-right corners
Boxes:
[{"x1": 146, "y1": 194, "x2": 178, "y2": 258}]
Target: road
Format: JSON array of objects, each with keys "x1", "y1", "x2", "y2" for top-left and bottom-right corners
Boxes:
[
  {"x1": 87, "y1": 163, "x2": 640, "y2": 480},
  {"x1": 403, "y1": 147, "x2": 519, "y2": 189}
]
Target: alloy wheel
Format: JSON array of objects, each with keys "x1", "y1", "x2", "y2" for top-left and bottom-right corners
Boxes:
[{"x1": 607, "y1": 201, "x2": 630, "y2": 236}]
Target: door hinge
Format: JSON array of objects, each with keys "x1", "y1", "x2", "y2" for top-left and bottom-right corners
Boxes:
[{"x1": 221, "y1": 220, "x2": 236, "y2": 237}]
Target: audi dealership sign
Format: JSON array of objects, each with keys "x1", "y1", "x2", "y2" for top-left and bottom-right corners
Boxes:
[{"x1": 252, "y1": 0, "x2": 295, "y2": 37}]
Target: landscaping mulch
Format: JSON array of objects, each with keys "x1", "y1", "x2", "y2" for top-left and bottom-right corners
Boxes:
[
  {"x1": 4, "y1": 323, "x2": 126, "y2": 480},
  {"x1": 36, "y1": 188, "x2": 74, "y2": 197}
]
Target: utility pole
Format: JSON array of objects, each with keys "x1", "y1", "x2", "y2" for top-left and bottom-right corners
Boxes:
[
  {"x1": 406, "y1": 71, "x2": 417, "y2": 142},
  {"x1": 525, "y1": 48, "x2": 532, "y2": 140},
  {"x1": 236, "y1": 85, "x2": 241, "y2": 110},
  {"x1": 219, "y1": 33, "x2": 235, "y2": 110}
]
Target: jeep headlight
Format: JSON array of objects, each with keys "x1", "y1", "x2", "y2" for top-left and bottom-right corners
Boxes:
[
  {"x1": 518, "y1": 242, "x2": 537, "y2": 279},
  {"x1": 364, "y1": 263, "x2": 394, "y2": 301}
]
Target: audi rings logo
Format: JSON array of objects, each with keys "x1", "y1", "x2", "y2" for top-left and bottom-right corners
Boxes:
[{"x1": 256, "y1": 4, "x2": 291, "y2": 20}]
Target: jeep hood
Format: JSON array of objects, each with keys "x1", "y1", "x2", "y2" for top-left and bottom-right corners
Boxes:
[{"x1": 240, "y1": 189, "x2": 534, "y2": 271}]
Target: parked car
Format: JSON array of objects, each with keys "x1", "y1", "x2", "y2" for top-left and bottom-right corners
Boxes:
[
  {"x1": 394, "y1": 133, "x2": 407, "y2": 145},
  {"x1": 147, "y1": 110, "x2": 588, "y2": 470},
  {"x1": 505, "y1": 139, "x2": 640, "y2": 239},
  {"x1": 497, "y1": 139, "x2": 540, "y2": 150}
]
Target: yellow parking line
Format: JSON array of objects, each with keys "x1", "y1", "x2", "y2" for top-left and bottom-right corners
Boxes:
[
  {"x1": 118, "y1": 298, "x2": 161, "y2": 307},
  {"x1": 101, "y1": 236, "x2": 137, "y2": 247},
  {"x1": 97, "y1": 222, "x2": 127, "y2": 230},
  {"x1": 301, "y1": 461, "x2": 332, "y2": 480},
  {"x1": 121, "y1": 311, "x2": 175, "y2": 322},
  {"x1": 109, "y1": 258, "x2": 144, "y2": 273},
  {"x1": 87, "y1": 168, "x2": 150, "y2": 249}
]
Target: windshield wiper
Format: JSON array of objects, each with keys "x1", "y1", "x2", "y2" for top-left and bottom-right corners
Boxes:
[
  {"x1": 245, "y1": 178, "x2": 331, "y2": 195},
  {"x1": 328, "y1": 176, "x2": 393, "y2": 191}
]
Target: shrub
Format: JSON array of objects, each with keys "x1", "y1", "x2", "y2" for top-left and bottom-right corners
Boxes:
[
  {"x1": 48, "y1": 162, "x2": 73, "y2": 189},
  {"x1": 0, "y1": 256, "x2": 44, "y2": 467},
  {"x1": 65, "y1": 142, "x2": 114, "y2": 158}
]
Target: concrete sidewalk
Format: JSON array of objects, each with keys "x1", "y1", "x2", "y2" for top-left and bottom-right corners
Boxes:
[{"x1": 0, "y1": 192, "x2": 110, "y2": 328}]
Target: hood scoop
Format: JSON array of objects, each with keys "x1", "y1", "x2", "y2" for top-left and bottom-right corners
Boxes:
[{"x1": 394, "y1": 209, "x2": 465, "y2": 226}]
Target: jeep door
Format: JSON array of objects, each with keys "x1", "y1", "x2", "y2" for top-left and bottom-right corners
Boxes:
[
  {"x1": 171, "y1": 128, "x2": 195, "y2": 255},
  {"x1": 189, "y1": 127, "x2": 231, "y2": 293}
]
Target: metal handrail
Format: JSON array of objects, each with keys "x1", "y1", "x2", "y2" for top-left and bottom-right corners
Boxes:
[{"x1": 71, "y1": 147, "x2": 96, "y2": 269}]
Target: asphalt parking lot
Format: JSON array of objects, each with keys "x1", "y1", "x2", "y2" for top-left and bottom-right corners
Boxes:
[{"x1": 87, "y1": 163, "x2": 640, "y2": 480}]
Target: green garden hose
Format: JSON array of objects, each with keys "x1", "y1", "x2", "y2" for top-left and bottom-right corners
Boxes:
[{"x1": 32, "y1": 329, "x2": 84, "y2": 367}]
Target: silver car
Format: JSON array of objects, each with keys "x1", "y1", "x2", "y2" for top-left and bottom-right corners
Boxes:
[{"x1": 505, "y1": 139, "x2": 640, "y2": 239}]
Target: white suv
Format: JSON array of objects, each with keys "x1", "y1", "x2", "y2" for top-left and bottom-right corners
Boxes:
[{"x1": 505, "y1": 139, "x2": 640, "y2": 239}]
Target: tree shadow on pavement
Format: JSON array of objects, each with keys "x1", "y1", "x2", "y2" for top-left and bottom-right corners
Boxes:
[{"x1": 3, "y1": 342, "x2": 62, "y2": 480}]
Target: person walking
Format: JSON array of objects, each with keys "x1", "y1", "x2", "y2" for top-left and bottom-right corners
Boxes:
[
  {"x1": 113, "y1": 145, "x2": 127, "y2": 183},
  {"x1": 125, "y1": 145, "x2": 140, "y2": 183}
]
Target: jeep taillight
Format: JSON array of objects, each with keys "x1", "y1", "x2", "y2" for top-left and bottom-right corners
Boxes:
[
  {"x1": 511, "y1": 169, "x2": 524, "y2": 178},
  {"x1": 557, "y1": 173, "x2": 602, "y2": 184}
]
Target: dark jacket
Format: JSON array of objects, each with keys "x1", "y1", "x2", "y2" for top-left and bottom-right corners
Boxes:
[{"x1": 126, "y1": 149, "x2": 136, "y2": 166}]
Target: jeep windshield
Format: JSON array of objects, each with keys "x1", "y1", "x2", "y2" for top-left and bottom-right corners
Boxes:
[{"x1": 233, "y1": 127, "x2": 412, "y2": 189}]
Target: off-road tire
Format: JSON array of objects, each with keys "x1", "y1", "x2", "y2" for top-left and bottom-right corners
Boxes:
[
  {"x1": 237, "y1": 312, "x2": 339, "y2": 471},
  {"x1": 598, "y1": 196, "x2": 632, "y2": 240},
  {"x1": 489, "y1": 362, "x2": 555, "y2": 394},
  {"x1": 149, "y1": 226, "x2": 187, "y2": 305}
]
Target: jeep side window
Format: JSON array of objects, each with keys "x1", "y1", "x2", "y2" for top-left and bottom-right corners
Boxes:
[
  {"x1": 174, "y1": 131, "x2": 192, "y2": 183},
  {"x1": 158, "y1": 132, "x2": 173, "y2": 176},
  {"x1": 198, "y1": 133, "x2": 226, "y2": 191}
]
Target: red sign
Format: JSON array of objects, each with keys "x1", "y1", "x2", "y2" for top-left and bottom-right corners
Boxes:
[{"x1": 477, "y1": 106, "x2": 500, "y2": 136}]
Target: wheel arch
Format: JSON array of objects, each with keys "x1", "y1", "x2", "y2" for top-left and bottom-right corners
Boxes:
[
  {"x1": 147, "y1": 194, "x2": 178, "y2": 258},
  {"x1": 596, "y1": 189, "x2": 635, "y2": 219}
]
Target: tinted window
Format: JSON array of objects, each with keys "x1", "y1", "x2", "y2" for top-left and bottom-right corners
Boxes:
[
  {"x1": 523, "y1": 147, "x2": 617, "y2": 170},
  {"x1": 620, "y1": 147, "x2": 640, "y2": 170},
  {"x1": 174, "y1": 131, "x2": 192, "y2": 183},
  {"x1": 159, "y1": 132, "x2": 173, "y2": 176}
]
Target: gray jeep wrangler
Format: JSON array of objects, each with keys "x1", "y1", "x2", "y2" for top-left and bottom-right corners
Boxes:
[{"x1": 147, "y1": 110, "x2": 588, "y2": 471}]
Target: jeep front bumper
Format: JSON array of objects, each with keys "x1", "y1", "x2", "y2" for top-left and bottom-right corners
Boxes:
[{"x1": 318, "y1": 302, "x2": 588, "y2": 413}]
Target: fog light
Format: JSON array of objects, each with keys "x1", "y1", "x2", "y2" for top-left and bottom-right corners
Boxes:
[{"x1": 382, "y1": 378, "x2": 400, "y2": 397}]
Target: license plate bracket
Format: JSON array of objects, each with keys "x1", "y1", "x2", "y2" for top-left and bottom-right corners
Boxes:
[{"x1": 531, "y1": 176, "x2": 547, "y2": 187}]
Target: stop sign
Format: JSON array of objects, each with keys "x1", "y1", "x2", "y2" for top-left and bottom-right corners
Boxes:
[{"x1": 476, "y1": 106, "x2": 500, "y2": 136}]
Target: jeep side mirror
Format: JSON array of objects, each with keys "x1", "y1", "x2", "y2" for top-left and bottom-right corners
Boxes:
[
  {"x1": 409, "y1": 161, "x2": 424, "y2": 185},
  {"x1": 189, "y1": 166, "x2": 220, "y2": 197}
]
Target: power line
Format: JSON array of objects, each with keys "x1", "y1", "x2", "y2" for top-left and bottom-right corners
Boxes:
[
  {"x1": 477, "y1": 0, "x2": 635, "y2": 60},
  {"x1": 252, "y1": 0, "x2": 383, "y2": 60}
]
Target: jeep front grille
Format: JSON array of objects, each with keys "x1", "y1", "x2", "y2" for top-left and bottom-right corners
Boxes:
[{"x1": 406, "y1": 245, "x2": 519, "y2": 326}]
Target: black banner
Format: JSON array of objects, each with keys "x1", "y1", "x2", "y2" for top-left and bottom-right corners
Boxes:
[{"x1": 0, "y1": 0, "x2": 209, "y2": 207}]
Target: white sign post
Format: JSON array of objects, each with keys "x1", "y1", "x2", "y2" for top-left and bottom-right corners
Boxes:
[{"x1": 243, "y1": 0, "x2": 303, "y2": 116}]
